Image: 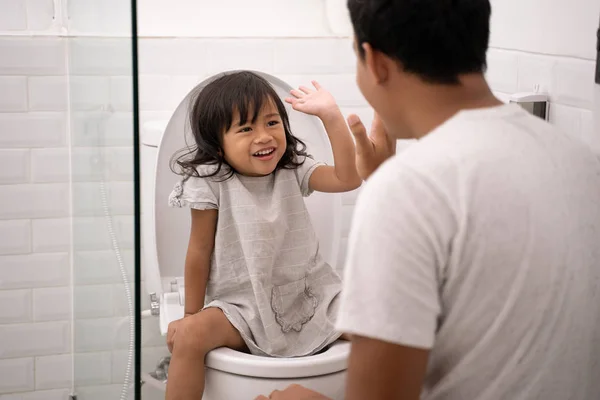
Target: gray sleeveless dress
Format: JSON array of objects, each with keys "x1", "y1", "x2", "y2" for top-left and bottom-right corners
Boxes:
[{"x1": 168, "y1": 156, "x2": 342, "y2": 357}]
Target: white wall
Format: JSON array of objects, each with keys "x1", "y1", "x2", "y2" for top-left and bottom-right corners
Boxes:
[
  {"x1": 137, "y1": 0, "x2": 332, "y2": 37},
  {"x1": 0, "y1": 1, "x2": 598, "y2": 399},
  {"x1": 0, "y1": 2, "x2": 72, "y2": 398},
  {"x1": 487, "y1": 0, "x2": 599, "y2": 152},
  {"x1": 489, "y1": 0, "x2": 599, "y2": 60},
  {"x1": 0, "y1": 1, "x2": 144, "y2": 399}
]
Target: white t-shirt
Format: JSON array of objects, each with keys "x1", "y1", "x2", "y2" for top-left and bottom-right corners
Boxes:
[{"x1": 336, "y1": 104, "x2": 600, "y2": 399}]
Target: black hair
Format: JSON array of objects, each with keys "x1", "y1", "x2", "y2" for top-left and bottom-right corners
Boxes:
[
  {"x1": 171, "y1": 71, "x2": 309, "y2": 180},
  {"x1": 347, "y1": 0, "x2": 491, "y2": 84}
]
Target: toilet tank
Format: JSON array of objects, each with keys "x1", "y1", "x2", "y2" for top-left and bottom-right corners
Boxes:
[
  {"x1": 144, "y1": 72, "x2": 343, "y2": 301},
  {"x1": 141, "y1": 121, "x2": 169, "y2": 298}
]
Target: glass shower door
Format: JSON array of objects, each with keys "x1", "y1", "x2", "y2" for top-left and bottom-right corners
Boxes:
[{"x1": 67, "y1": 0, "x2": 140, "y2": 398}]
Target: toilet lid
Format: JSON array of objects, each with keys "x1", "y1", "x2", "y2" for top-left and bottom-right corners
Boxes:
[{"x1": 146, "y1": 71, "x2": 343, "y2": 301}]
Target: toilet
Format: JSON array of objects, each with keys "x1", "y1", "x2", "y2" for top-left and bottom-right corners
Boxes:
[{"x1": 140, "y1": 71, "x2": 351, "y2": 399}]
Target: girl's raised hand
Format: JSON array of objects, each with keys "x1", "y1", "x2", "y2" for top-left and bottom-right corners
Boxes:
[{"x1": 285, "y1": 81, "x2": 338, "y2": 119}]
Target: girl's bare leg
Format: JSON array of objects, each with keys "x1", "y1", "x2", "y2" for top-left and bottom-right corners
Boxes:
[{"x1": 165, "y1": 308, "x2": 246, "y2": 400}]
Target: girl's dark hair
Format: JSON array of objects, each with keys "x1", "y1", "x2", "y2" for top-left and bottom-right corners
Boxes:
[{"x1": 171, "y1": 71, "x2": 309, "y2": 180}]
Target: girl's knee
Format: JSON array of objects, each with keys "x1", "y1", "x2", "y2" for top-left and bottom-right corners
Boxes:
[{"x1": 172, "y1": 315, "x2": 215, "y2": 356}]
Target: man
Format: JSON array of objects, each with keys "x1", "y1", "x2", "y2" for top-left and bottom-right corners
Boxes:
[{"x1": 257, "y1": 0, "x2": 600, "y2": 398}]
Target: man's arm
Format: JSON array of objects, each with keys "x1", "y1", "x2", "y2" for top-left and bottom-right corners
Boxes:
[{"x1": 346, "y1": 335, "x2": 429, "y2": 400}]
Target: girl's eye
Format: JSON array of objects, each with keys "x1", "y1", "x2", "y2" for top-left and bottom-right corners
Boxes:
[
  {"x1": 267, "y1": 120, "x2": 280, "y2": 127},
  {"x1": 238, "y1": 127, "x2": 252, "y2": 133}
]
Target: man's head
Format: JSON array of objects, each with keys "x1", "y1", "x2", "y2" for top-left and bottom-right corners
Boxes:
[{"x1": 347, "y1": 0, "x2": 492, "y2": 136}]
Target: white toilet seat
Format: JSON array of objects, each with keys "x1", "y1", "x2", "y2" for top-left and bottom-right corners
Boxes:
[{"x1": 206, "y1": 340, "x2": 350, "y2": 379}]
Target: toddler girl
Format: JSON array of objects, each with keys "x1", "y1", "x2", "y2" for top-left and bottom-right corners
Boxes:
[{"x1": 166, "y1": 71, "x2": 361, "y2": 399}]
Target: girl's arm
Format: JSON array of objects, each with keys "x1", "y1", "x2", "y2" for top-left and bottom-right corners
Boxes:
[
  {"x1": 183, "y1": 208, "x2": 218, "y2": 316},
  {"x1": 286, "y1": 81, "x2": 362, "y2": 193},
  {"x1": 309, "y1": 107, "x2": 362, "y2": 192}
]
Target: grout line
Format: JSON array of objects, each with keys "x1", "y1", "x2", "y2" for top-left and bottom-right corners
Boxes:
[
  {"x1": 63, "y1": 36, "x2": 76, "y2": 396},
  {"x1": 0, "y1": 32, "x2": 353, "y2": 39},
  {"x1": 489, "y1": 46, "x2": 596, "y2": 62}
]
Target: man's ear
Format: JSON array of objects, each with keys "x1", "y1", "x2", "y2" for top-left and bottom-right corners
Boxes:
[{"x1": 362, "y1": 42, "x2": 390, "y2": 85}]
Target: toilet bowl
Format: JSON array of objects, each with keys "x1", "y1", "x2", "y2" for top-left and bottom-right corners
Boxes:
[
  {"x1": 142, "y1": 341, "x2": 349, "y2": 399},
  {"x1": 140, "y1": 71, "x2": 349, "y2": 399}
]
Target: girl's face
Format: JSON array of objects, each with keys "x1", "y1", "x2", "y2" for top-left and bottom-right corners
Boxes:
[{"x1": 222, "y1": 99, "x2": 287, "y2": 177}]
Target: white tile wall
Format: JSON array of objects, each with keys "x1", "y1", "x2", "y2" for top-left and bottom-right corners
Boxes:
[
  {"x1": 488, "y1": 49, "x2": 597, "y2": 143},
  {"x1": 549, "y1": 103, "x2": 582, "y2": 136},
  {"x1": 31, "y1": 218, "x2": 70, "y2": 253},
  {"x1": 70, "y1": 215, "x2": 133, "y2": 253},
  {"x1": 32, "y1": 287, "x2": 71, "y2": 322},
  {"x1": 0, "y1": 113, "x2": 67, "y2": 148},
  {"x1": 516, "y1": 53, "x2": 555, "y2": 93},
  {"x1": 0, "y1": 358, "x2": 34, "y2": 394},
  {"x1": 552, "y1": 58, "x2": 596, "y2": 109},
  {"x1": 34, "y1": 354, "x2": 71, "y2": 390},
  {"x1": 0, "y1": 1, "x2": 597, "y2": 398},
  {"x1": 0, "y1": 290, "x2": 31, "y2": 324},
  {"x1": 136, "y1": 0, "x2": 332, "y2": 38},
  {"x1": 274, "y1": 39, "x2": 355, "y2": 75},
  {"x1": 71, "y1": 181, "x2": 134, "y2": 217},
  {"x1": 205, "y1": 39, "x2": 275, "y2": 74},
  {"x1": 0, "y1": 389, "x2": 71, "y2": 400},
  {"x1": 71, "y1": 111, "x2": 134, "y2": 147},
  {"x1": 73, "y1": 285, "x2": 114, "y2": 319},
  {"x1": 0, "y1": 321, "x2": 70, "y2": 358},
  {"x1": 69, "y1": 148, "x2": 105, "y2": 182},
  {"x1": 0, "y1": 38, "x2": 66, "y2": 75},
  {"x1": 67, "y1": 0, "x2": 131, "y2": 37},
  {"x1": 0, "y1": 0, "x2": 27, "y2": 31},
  {"x1": 114, "y1": 345, "x2": 169, "y2": 384},
  {"x1": 138, "y1": 75, "x2": 173, "y2": 112},
  {"x1": 69, "y1": 38, "x2": 131, "y2": 76},
  {"x1": 109, "y1": 76, "x2": 133, "y2": 111},
  {"x1": 0, "y1": 220, "x2": 30, "y2": 255},
  {"x1": 580, "y1": 110, "x2": 599, "y2": 152},
  {"x1": 71, "y1": 217, "x2": 113, "y2": 251},
  {"x1": 73, "y1": 384, "x2": 122, "y2": 400},
  {"x1": 169, "y1": 76, "x2": 202, "y2": 110},
  {"x1": 28, "y1": 76, "x2": 68, "y2": 111},
  {"x1": 34, "y1": 352, "x2": 112, "y2": 390},
  {"x1": 111, "y1": 284, "x2": 133, "y2": 317},
  {"x1": 73, "y1": 249, "x2": 134, "y2": 285},
  {"x1": 0, "y1": 253, "x2": 69, "y2": 289},
  {"x1": 73, "y1": 352, "x2": 113, "y2": 387},
  {"x1": 70, "y1": 76, "x2": 111, "y2": 111},
  {"x1": 30, "y1": 148, "x2": 69, "y2": 183},
  {"x1": 0, "y1": 150, "x2": 29, "y2": 184},
  {"x1": 24, "y1": 0, "x2": 55, "y2": 32},
  {"x1": 137, "y1": 39, "x2": 208, "y2": 76},
  {"x1": 0, "y1": 184, "x2": 69, "y2": 219},
  {"x1": 489, "y1": 0, "x2": 599, "y2": 60},
  {"x1": 485, "y1": 48, "x2": 519, "y2": 94},
  {"x1": 0, "y1": 77, "x2": 27, "y2": 111},
  {"x1": 105, "y1": 147, "x2": 134, "y2": 181},
  {"x1": 73, "y1": 317, "x2": 128, "y2": 352}
]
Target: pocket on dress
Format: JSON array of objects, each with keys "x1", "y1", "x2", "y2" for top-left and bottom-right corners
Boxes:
[{"x1": 270, "y1": 277, "x2": 318, "y2": 333}]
